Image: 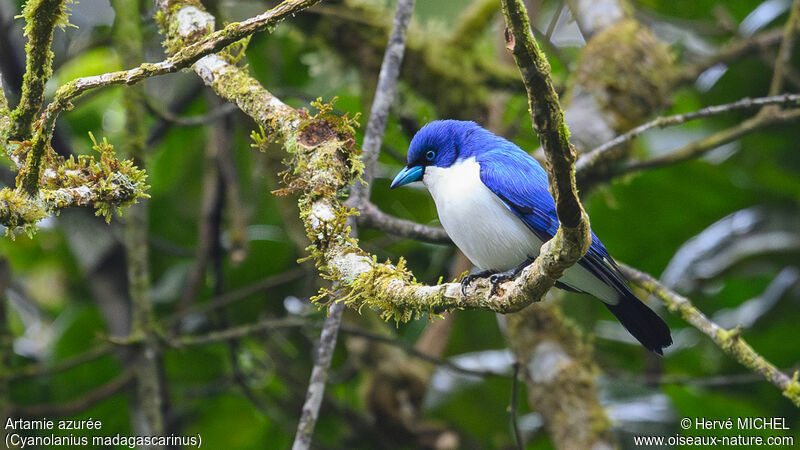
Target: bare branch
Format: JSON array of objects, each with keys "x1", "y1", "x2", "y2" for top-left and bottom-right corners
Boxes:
[
  {"x1": 621, "y1": 264, "x2": 800, "y2": 407},
  {"x1": 112, "y1": 0, "x2": 165, "y2": 441},
  {"x1": 10, "y1": 342, "x2": 114, "y2": 381},
  {"x1": 617, "y1": 108, "x2": 800, "y2": 177},
  {"x1": 295, "y1": 0, "x2": 415, "y2": 447},
  {"x1": 678, "y1": 29, "x2": 784, "y2": 85},
  {"x1": 576, "y1": 94, "x2": 800, "y2": 177},
  {"x1": 356, "y1": 201, "x2": 450, "y2": 244},
  {"x1": 174, "y1": 317, "x2": 309, "y2": 346},
  {"x1": 12, "y1": 370, "x2": 135, "y2": 417},
  {"x1": 292, "y1": 302, "x2": 344, "y2": 450},
  {"x1": 143, "y1": 96, "x2": 238, "y2": 127},
  {"x1": 350, "y1": 0, "x2": 416, "y2": 206},
  {"x1": 768, "y1": 0, "x2": 800, "y2": 96}
]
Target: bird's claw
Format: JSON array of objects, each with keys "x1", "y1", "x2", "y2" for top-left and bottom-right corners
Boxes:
[
  {"x1": 489, "y1": 272, "x2": 513, "y2": 286},
  {"x1": 461, "y1": 270, "x2": 513, "y2": 295},
  {"x1": 460, "y1": 274, "x2": 478, "y2": 295}
]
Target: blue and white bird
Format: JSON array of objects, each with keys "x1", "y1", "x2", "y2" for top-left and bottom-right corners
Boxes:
[{"x1": 390, "y1": 120, "x2": 672, "y2": 354}]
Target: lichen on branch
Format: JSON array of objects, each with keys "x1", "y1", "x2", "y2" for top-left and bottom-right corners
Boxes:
[
  {"x1": 1, "y1": 134, "x2": 149, "y2": 235},
  {"x1": 152, "y1": 0, "x2": 593, "y2": 322}
]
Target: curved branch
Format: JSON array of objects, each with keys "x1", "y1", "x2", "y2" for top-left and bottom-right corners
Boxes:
[{"x1": 152, "y1": 0, "x2": 590, "y2": 321}]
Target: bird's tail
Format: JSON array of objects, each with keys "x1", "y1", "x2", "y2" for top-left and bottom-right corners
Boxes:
[{"x1": 604, "y1": 288, "x2": 672, "y2": 355}]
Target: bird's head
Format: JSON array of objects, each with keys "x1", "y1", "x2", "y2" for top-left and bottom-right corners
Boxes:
[{"x1": 390, "y1": 120, "x2": 480, "y2": 188}]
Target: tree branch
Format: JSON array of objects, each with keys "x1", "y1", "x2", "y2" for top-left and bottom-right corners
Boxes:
[
  {"x1": 768, "y1": 0, "x2": 800, "y2": 96},
  {"x1": 295, "y1": 1, "x2": 415, "y2": 448},
  {"x1": 356, "y1": 201, "x2": 450, "y2": 244},
  {"x1": 112, "y1": 0, "x2": 165, "y2": 443},
  {"x1": 615, "y1": 108, "x2": 800, "y2": 177},
  {"x1": 291, "y1": 302, "x2": 344, "y2": 450},
  {"x1": 621, "y1": 264, "x2": 800, "y2": 407},
  {"x1": 9, "y1": 342, "x2": 114, "y2": 381},
  {"x1": 678, "y1": 29, "x2": 784, "y2": 85},
  {"x1": 576, "y1": 94, "x2": 800, "y2": 177},
  {"x1": 8, "y1": 0, "x2": 69, "y2": 140},
  {"x1": 12, "y1": 370, "x2": 135, "y2": 417},
  {"x1": 174, "y1": 317, "x2": 309, "y2": 347},
  {"x1": 349, "y1": 0, "x2": 415, "y2": 206},
  {"x1": 15, "y1": 0, "x2": 321, "y2": 199}
]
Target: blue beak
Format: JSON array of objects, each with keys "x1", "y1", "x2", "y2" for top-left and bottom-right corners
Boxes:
[{"x1": 390, "y1": 165, "x2": 424, "y2": 189}]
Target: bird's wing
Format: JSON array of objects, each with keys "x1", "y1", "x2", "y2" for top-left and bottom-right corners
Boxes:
[{"x1": 478, "y1": 148, "x2": 630, "y2": 297}]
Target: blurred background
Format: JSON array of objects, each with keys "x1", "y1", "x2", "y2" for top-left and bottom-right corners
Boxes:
[{"x1": 1, "y1": 0, "x2": 799, "y2": 448}]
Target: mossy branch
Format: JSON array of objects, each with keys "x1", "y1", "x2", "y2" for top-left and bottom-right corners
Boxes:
[
  {"x1": 16, "y1": 0, "x2": 321, "y2": 199},
  {"x1": 621, "y1": 264, "x2": 800, "y2": 407},
  {"x1": 8, "y1": 0, "x2": 71, "y2": 141},
  {"x1": 153, "y1": 0, "x2": 592, "y2": 322},
  {"x1": 1, "y1": 135, "x2": 149, "y2": 235},
  {"x1": 0, "y1": 74, "x2": 10, "y2": 149}
]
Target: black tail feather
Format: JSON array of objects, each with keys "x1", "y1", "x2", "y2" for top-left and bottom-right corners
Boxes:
[{"x1": 604, "y1": 289, "x2": 672, "y2": 355}]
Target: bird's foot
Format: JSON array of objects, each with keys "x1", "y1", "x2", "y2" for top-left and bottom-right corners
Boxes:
[
  {"x1": 460, "y1": 269, "x2": 494, "y2": 295},
  {"x1": 489, "y1": 258, "x2": 536, "y2": 287},
  {"x1": 460, "y1": 258, "x2": 536, "y2": 295}
]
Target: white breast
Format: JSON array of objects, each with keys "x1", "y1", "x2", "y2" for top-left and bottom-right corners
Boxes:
[
  {"x1": 424, "y1": 157, "x2": 541, "y2": 272},
  {"x1": 423, "y1": 157, "x2": 618, "y2": 303}
]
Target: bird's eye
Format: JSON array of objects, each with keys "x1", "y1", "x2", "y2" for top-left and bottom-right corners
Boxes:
[{"x1": 425, "y1": 150, "x2": 436, "y2": 161}]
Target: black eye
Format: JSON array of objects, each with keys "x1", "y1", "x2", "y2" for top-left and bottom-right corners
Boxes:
[{"x1": 425, "y1": 150, "x2": 436, "y2": 161}]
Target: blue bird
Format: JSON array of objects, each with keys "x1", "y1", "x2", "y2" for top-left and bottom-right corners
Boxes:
[{"x1": 390, "y1": 120, "x2": 672, "y2": 354}]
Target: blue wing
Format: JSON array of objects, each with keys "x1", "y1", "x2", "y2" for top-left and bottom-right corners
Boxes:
[{"x1": 476, "y1": 147, "x2": 630, "y2": 297}]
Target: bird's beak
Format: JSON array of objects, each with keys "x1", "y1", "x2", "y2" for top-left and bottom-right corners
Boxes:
[{"x1": 390, "y1": 165, "x2": 424, "y2": 189}]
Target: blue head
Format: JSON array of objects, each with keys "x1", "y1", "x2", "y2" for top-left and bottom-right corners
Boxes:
[{"x1": 390, "y1": 120, "x2": 488, "y2": 188}]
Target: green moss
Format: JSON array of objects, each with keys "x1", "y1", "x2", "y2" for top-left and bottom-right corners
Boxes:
[
  {"x1": 2, "y1": 133, "x2": 149, "y2": 236},
  {"x1": 573, "y1": 20, "x2": 676, "y2": 131},
  {"x1": 9, "y1": 0, "x2": 74, "y2": 140},
  {"x1": 0, "y1": 188, "x2": 47, "y2": 237}
]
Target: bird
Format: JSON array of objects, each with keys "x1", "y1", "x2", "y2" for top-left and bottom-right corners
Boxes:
[{"x1": 390, "y1": 120, "x2": 672, "y2": 355}]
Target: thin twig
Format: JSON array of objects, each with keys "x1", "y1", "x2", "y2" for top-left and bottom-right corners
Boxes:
[
  {"x1": 576, "y1": 94, "x2": 800, "y2": 176},
  {"x1": 174, "y1": 317, "x2": 309, "y2": 346},
  {"x1": 144, "y1": 96, "x2": 239, "y2": 127},
  {"x1": 678, "y1": 29, "x2": 783, "y2": 85},
  {"x1": 510, "y1": 361, "x2": 524, "y2": 450},
  {"x1": 349, "y1": 0, "x2": 416, "y2": 207},
  {"x1": 616, "y1": 108, "x2": 800, "y2": 177},
  {"x1": 340, "y1": 325, "x2": 506, "y2": 378},
  {"x1": 170, "y1": 266, "x2": 307, "y2": 325},
  {"x1": 12, "y1": 370, "x2": 135, "y2": 417},
  {"x1": 768, "y1": 0, "x2": 800, "y2": 96},
  {"x1": 9, "y1": 342, "x2": 114, "y2": 381}
]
